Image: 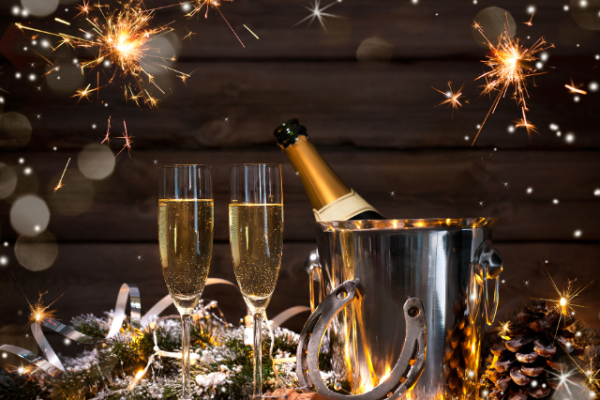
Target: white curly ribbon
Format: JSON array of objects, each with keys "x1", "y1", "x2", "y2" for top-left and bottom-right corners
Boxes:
[
  {"x1": 0, "y1": 279, "x2": 235, "y2": 376},
  {"x1": 0, "y1": 278, "x2": 308, "y2": 380}
]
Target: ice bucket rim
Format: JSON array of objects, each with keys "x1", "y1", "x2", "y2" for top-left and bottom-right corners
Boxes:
[{"x1": 316, "y1": 217, "x2": 500, "y2": 232}]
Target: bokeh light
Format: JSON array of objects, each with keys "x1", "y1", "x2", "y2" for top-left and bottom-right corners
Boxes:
[
  {"x1": 48, "y1": 169, "x2": 95, "y2": 216},
  {"x1": 46, "y1": 63, "x2": 84, "y2": 95},
  {"x1": 472, "y1": 7, "x2": 516, "y2": 49},
  {"x1": 0, "y1": 163, "x2": 17, "y2": 199},
  {"x1": 78, "y1": 143, "x2": 115, "y2": 180},
  {"x1": 14, "y1": 230, "x2": 58, "y2": 271},
  {"x1": 20, "y1": 0, "x2": 59, "y2": 17},
  {"x1": 570, "y1": 0, "x2": 600, "y2": 30},
  {"x1": 356, "y1": 37, "x2": 394, "y2": 66},
  {"x1": 4, "y1": 166, "x2": 39, "y2": 204},
  {"x1": 10, "y1": 195, "x2": 50, "y2": 236},
  {"x1": 142, "y1": 33, "x2": 180, "y2": 76},
  {"x1": 0, "y1": 112, "x2": 32, "y2": 149}
]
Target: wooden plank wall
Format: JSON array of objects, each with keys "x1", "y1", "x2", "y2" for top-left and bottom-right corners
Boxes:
[{"x1": 0, "y1": 0, "x2": 599, "y2": 359}]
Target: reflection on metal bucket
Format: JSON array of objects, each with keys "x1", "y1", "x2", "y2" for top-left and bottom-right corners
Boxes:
[{"x1": 312, "y1": 218, "x2": 503, "y2": 398}]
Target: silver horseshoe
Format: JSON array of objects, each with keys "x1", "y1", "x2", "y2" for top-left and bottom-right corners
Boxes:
[{"x1": 297, "y1": 279, "x2": 427, "y2": 400}]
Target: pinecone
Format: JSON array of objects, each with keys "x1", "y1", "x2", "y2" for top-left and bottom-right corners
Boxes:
[
  {"x1": 484, "y1": 300, "x2": 586, "y2": 399},
  {"x1": 443, "y1": 291, "x2": 473, "y2": 397}
]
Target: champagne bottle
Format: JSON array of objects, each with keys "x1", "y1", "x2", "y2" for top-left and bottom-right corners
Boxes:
[{"x1": 274, "y1": 118, "x2": 385, "y2": 221}]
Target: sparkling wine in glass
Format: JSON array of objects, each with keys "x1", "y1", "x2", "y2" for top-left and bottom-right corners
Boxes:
[
  {"x1": 159, "y1": 165, "x2": 213, "y2": 400},
  {"x1": 229, "y1": 164, "x2": 283, "y2": 399}
]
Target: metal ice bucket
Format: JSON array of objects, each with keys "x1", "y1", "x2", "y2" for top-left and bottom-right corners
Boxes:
[{"x1": 310, "y1": 218, "x2": 503, "y2": 398}]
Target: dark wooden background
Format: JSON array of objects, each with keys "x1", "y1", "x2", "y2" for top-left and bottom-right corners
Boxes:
[{"x1": 0, "y1": 0, "x2": 599, "y2": 360}]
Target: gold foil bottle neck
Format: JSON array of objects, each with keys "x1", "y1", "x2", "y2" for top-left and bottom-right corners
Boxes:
[
  {"x1": 282, "y1": 135, "x2": 379, "y2": 221},
  {"x1": 282, "y1": 135, "x2": 351, "y2": 211}
]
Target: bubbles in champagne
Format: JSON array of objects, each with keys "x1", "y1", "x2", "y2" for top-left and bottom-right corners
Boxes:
[
  {"x1": 158, "y1": 199, "x2": 214, "y2": 314},
  {"x1": 229, "y1": 204, "x2": 284, "y2": 311}
]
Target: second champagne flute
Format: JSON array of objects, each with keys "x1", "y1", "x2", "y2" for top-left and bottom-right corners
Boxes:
[
  {"x1": 158, "y1": 164, "x2": 213, "y2": 400},
  {"x1": 229, "y1": 164, "x2": 284, "y2": 399}
]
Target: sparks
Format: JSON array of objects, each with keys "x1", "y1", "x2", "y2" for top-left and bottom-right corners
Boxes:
[
  {"x1": 497, "y1": 321, "x2": 511, "y2": 340},
  {"x1": 123, "y1": 85, "x2": 145, "y2": 107},
  {"x1": 26, "y1": 292, "x2": 61, "y2": 330},
  {"x1": 184, "y1": 0, "x2": 244, "y2": 47},
  {"x1": 74, "y1": 0, "x2": 91, "y2": 19},
  {"x1": 243, "y1": 24, "x2": 259, "y2": 39},
  {"x1": 294, "y1": 0, "x2": 342, "y2": 33},
  {"x1": 432, "y1": 82, "x2": 465, "y2": 115},
  {"x1": 184, "y1": 0, "x2": 229, "y2": 18},
  {"x1": 181, "y1": 29, "x2": 196, "y2": 42},
  {"x1": 565, "y1": 81, "x2": 587, "y2": 95},
  {"x1": 16, "y1": 1, "x2": 191, "y2": 108},
  {"x1": 54, "y1": 18, "x2": 71, "y2": 26},
  {"x1": 101, "y1": 116, "x2": 112, "y2": 144},
  {"x1": 116, "y1": 120, "x2": 134, "y2": 158},
  {"x1": 524, "y1": 13, "x2": 535, "y2": 27},
  {"x1": 54, "y1": 158, "x2": 71, "y2": 192},
  {"x1": 73, "y1": 83, "x2": 97, "y2": 104},
  {"x1": 536, "y1": 263, "x2": 593, "y2": 352},
  {"x1": 514, "y1": 109, "x2": 539, "y2": 139},
  {"x1": 471, "y1": 20, "x2": 553, "y2": 145},
  {"x1": 539, "y1": 267, "x2": 591, "y2": 317}
]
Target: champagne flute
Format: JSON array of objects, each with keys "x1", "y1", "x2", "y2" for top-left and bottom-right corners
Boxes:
[
  {"x1": 229, "y1": 164, "x2": 283, "y2": 399},
  {"x1": 159, "y1": 165, "x2": 214, "y2": 400}
]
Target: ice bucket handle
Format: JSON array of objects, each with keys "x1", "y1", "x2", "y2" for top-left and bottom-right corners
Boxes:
[
  {"x1": 307, "y1": 250, "x2": 327, "y2": 313},
  {"x1": 470, "y1": 240, "x2": 503, "y2": 326},
  {"x1": 297, "y1": 279, "x2": 427, "y2": 400}
]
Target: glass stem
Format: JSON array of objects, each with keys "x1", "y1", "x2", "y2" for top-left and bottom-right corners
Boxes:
[
  {"x1": 253, "y1": 311, "x2": 263, "y2": 399},
  {"x1": 181, "y1": 314, "x2": 192, "y2": 400}
]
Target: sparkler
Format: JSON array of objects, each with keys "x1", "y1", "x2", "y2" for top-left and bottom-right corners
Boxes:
[
  {"x1": 295, "y1": 0, "x2": 342, "y2": 33},
  {"x1": 16, "y1": 0, "x2": 191, "y2": 108},
  {"x1": 432, "y1": 82, "x2": 465, "y2": 116},
  {"x1": 471, "y1": 22, "x2": 553, "y2": 145},
  {"x1": 54, "y1": 158, "x2": 71, "y2": 192}
]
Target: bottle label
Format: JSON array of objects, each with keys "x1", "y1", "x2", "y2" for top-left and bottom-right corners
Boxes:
[{"x1": 313, "y1": 190, "x2": 378, "y2": 222}]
